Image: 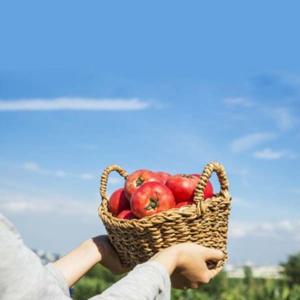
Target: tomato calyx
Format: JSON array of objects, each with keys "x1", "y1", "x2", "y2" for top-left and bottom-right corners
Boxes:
[
  {"x1": 145, "y1": 197, "x2": 159, "y2": 210},
  {"x1": 136, "y1": 176, "x2": 144, "y2": 187},
  {"x1": 179, "y1": 174, "x2": 195, "y2": 179}
]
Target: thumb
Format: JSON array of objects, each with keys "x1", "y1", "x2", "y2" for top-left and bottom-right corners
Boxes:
[
  {"x1": 208, "y1": 266, "x2": 223, "y2": 278},
  {"x1": 204, "y1": 248, "x2": 225, "y2": 261}
]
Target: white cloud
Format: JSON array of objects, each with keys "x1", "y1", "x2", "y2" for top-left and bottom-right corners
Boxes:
[
  {"x1": 0, "y1": 190, "x2": 96, "y2": 216},
  {"x1": 54, "y1": 170, "x2": 67, "y2": 178},
  {"x1": 229, "y1": 220, "x2": 300, "y2": 240},
  {"x1": 0, "y1": 98, "x2": 152, "y2": 111},
  {"x1": 223, "y1": 97, "x2": 254, "y2": 108},
  {"x1": 230, "y1": 226, "x2": 247, "y2": 238},
  {"x1": 231, "y1": 132, "x2": 276, "y2": 153},
  {"x1": 253, "y1": 148, "x2": 285, "y2": 160},
  {"x1": 80, "y1": 173, "x2": 94, "y2": 180},
  {"x1": 22, "y1": 161, "x2": 41, "y2": 172},
  {"x1": 109, "y1": 177, "x2": 123, "y2": 185},
  {"x1": 21, "y1": 161, "x2": 96, "y2": 181},
  {"x1": 231, "y1": 197, "x2": 251, "y2": 207},
  {"x1": 277, "y1": 220, "x2": 294, "y2": 231},
  {"x1": 1, "y1": 200, "x2": 52, "y2": 213},
  {"x1": 20, "y1": 161, "x2": 126, "y2": 183},
  {"x1": 269, "y1": 107, "x2": 297, "y2": 131},
  {"x1": 0, "y1": 199, "x2": 96, "y2": 215},
  {"x1": 253, "y1": 148, "x2": 296, "y2": 160}
]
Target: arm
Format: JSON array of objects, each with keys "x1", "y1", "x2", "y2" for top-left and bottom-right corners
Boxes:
[
  {"x1": 89, "y1": 243, "x2": 224, "y2": 300},
  {"x1": 0, "y1": 213, "x2": 70, "y2": 299},
  {"x1": 53, "y1": 235, "x2": 126, "y2": 287},
  {"x1": 53, "y1": 238, "x2": 101, "y2": 287},
  {"x1": 53, "y1": 237, "x2": 224, "y2": 300}
]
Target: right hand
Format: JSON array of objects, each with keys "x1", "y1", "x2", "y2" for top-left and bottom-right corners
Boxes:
[{"x1": 151, "y1": 242, "x2": 224, "y2": 289}]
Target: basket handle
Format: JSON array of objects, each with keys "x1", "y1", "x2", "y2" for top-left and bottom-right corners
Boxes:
[
  {"x1": 99, "y1": 165, "x2": 128, "y2": 209},
  {"x1": 193, "y1": 162, "x2": 229, "y2": 216}
]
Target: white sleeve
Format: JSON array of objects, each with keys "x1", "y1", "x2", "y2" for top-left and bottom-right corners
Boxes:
[
  {"x1": 0, "y1": 213, "x2": 70, "y2": 300},
  {"x1": 89, "y1": 261, "x2": 171, "y2": 300}
]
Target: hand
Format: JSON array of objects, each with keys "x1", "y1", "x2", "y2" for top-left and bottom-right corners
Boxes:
[
  {"x1": 92, "y1": 235, "x2": 130, "y2": 274},
  {"x1": 151, "y1": 243, "x2": 224, "y2": 289},
  {"x1": 54, "y1": 235, "x2": 128, "y2": 287}
]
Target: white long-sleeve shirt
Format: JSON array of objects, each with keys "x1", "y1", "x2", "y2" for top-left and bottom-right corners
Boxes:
[{"x1": 0, "y1": 213, "x2": 171, "y2": 300}]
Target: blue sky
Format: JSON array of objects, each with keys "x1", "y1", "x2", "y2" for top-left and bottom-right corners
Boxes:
[{"x1": 0, "y1": 0, "x2": 300, "y2": 265}]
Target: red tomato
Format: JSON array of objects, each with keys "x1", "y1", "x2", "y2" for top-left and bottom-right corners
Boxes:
[
  {"x1": 117, "y1": 210, "x2": 136, "y2": 219},
  {"x1": 131, "y1": 182, "x2": 176, "y2": 218},
  {"x1": 108, "y1": 188, "x2": 130, "y2": 216},
  {"x1": 156, "y1": 171, "x2": 171, "y2": 184},
  {"x1": 124, "y1": 169, "x2": 163, "y2": 200},
  {"x1": 175, "y1": 201, "x2": 194, "y2": 208},
  {"x1": 192, "y1": 174, "x2": 214, "y2": 199},
  {"x1": 166, "y1": 174, "x2": 199, "y2": 203}
]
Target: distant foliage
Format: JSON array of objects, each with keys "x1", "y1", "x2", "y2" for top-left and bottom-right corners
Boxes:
[
  {"x1": 72, "y1": 264, "x2": 123, "y2": 300},
  {"x1": 73, "y1": 256, "x2": 300, "y2": 300},
  {"x1": 281, "y1": 252, "x2": 300, "y2": 286}
]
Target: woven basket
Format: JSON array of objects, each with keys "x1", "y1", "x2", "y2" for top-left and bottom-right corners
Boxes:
[{"x1": 98, "y1": 161, "x2": 231, "y2": 268}]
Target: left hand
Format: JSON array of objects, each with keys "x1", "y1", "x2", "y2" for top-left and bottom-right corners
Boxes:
[
  {"x1": 92, "y1": 235, "x2": 130, "y2": 274},
  {"x1": 54, "y1": 235, "x2": 129, "y2": 287}
]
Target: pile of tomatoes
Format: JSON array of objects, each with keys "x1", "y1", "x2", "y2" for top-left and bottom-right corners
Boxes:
[{"x1": 108, "y1": 169, "x2": 214, "y2": 219}]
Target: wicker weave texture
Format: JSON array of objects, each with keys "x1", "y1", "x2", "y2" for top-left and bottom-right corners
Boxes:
[{"x1": 99, "y1": 162, "x2": 231, "y2": 268}]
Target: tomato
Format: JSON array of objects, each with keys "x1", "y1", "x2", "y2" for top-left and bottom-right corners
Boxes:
[
  {"x1": 167, "y1": 174, "x2": 214, "y2": 203},
  {"x1": 175, "y1": 201, "x2": 193, "y2": 208},
  {"x1": 156, "y1": 171, "x2": 171, "y2": 184},
  {"x1": 124, "y1": 169, "x2": 163, "y2": 200},
  {"x1": 192, "y1": 174, "x2": 214, "y2": 199},
  {"x1": 131, "y1": 182, "x2": 176, "y2": 218},
  {"x1": 108, "y1": 188, "x2": 130, "y2": 216},
  {"x1": 117, "y1": 209, "x2": 136, "y2": 219},
  {"x1": 166, "y1": 174, "x2": 199, "y2": 203}
]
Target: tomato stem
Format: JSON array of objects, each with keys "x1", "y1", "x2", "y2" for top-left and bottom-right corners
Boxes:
[
  {"x1": 179, "y1": 174, "x2": 193, "y2": 178},
  {"x1": 136, "y1": 176, "x2": 144, "y2": 187},
  {"x1": 145, "y1": 198, "x2": 158, "y2": 210}
]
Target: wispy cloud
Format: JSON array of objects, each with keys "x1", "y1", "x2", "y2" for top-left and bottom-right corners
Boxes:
[
  {"x1": 223, "y1": 73, "x2": 299, "y2": 133},
  {"x1": 230, "y1": 220, "x2": 300, "y2": 240},
  {"x1": 54, "y1": 170, "x2": 67, "y2": 178},
  {"x1": 0, "y1": 98, "x2": 152, "y2": 111},
  {"x1": 253, "y1": 148, "x2": 296, "y2": 160},
  {"x1": 223, "y1": 97, "x2": 255, "y2": 108},
  {"x1": 230, "y1": 132, "x2": 276, "y2": 153},
  {"x1": 267, "y1": 107, "x2": 298, "y2": 131},
  {"x1": 21, "y1": 161, "x2": 97, "y2": 181},
  {"x1": 19, "y1": 161, "x2": 125, "y2": 185},
  {"x1": 108, "y1": 177, "x2": 123, "y2": 185},
  {"x1": 80, "y1": 173, "x2": 94, "y2": 180},
  {"x1": 231, "y1": 197, "x2": 252, "y2": 207},
  {"x1": 0, "y1": 190, "x2": 96, "y2": 216},
  {"x1": 22, "y1": 161, "x2": 41, "y2": 172}
]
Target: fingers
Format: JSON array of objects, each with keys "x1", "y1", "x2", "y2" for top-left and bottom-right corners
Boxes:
[
  {"x1": 208, "y1": 266, "x2": 223, "y2": 278},
  {"x1": 203, "y1": 247, "x2": 225, "y2": 261}
]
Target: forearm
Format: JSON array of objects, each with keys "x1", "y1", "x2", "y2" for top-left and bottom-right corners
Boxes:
[
  {"x1": 90, "y1": 261, "x2": 171, "y2": 300},
  {"x1": 150, "y1": 245, "x2": 178, "y2": 275},
  {"x1": 53, "y1": 237, "x2": 103, "y2": 287},
  {"x1": 90, "y1": 247, "x2": 178, "y2": 299}
]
